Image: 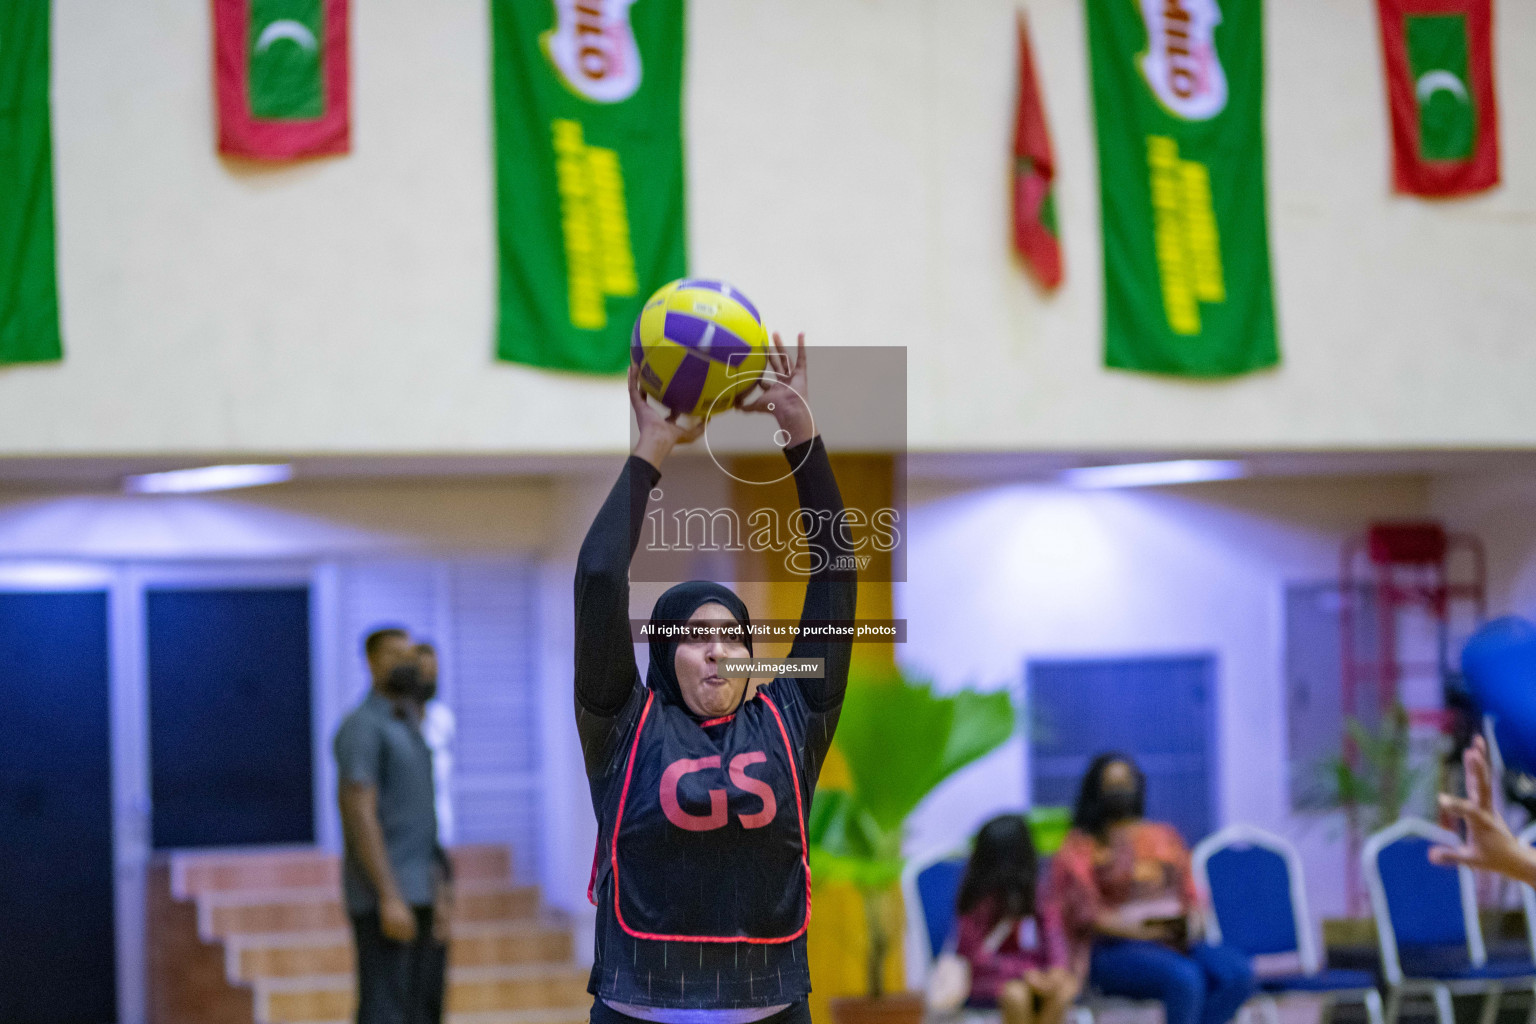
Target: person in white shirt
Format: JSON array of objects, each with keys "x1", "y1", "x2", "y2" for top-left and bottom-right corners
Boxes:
[{"x1": 415, "y1": 643, "x2": 456, "y2": 848}]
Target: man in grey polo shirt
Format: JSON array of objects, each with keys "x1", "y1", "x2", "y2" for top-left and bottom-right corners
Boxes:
[{"x1": 334, "y1": 626, "x2": 448, "y2": 1024}]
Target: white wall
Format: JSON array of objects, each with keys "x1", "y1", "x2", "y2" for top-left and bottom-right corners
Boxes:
[
  {"x1": 895, "y1": 472, "x2": 1435, "y2": 949},
  {"x1": 533, "y1": 473, "x2": 613, "y2": 964},
  {"x1": 895, "y1": 465, "x2": 1536, "y2": 970},
  {"x1": 1433, "y1": 472, "x2": 1536, "y2": 621},
  {"x1": 2, "y1": 0, "x2": 1533, "y2": 455}
]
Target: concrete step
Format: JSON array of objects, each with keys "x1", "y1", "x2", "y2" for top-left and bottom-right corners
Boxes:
[
  {"x1": 173, "y1": 845, "x2": 513, "y2": 899},
  {"x1": 227, "y1": 920, "x2": 576, "y2": 982},
  {"x1": 202, "y1": 884, "x2": 541, "y2": 941},
  {"x1": 253, "y1": 964, "x2": 590, "y2": 1024}
]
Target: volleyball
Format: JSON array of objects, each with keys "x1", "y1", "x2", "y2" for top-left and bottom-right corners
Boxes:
[{"x1": 631, "y1": 278, "x2": 770, "y2": 419}]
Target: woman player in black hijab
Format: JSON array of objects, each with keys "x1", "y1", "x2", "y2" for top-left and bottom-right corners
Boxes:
[{"x1": 575, "y1": 333, "x2": 857, "y2": 1024}]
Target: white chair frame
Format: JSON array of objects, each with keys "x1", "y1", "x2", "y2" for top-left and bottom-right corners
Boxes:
[
  {"x1": 1193, "y1": 824, "x2": 1384, "y2": 1024},
  {"x1": 1517, "y1": 822, "x2": 1536, "y2": 970},
  {"x1": 1363, "y1": 817, "x2": 1536, "y2": 1024}
]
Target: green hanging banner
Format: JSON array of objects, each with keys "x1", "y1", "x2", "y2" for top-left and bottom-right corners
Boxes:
[
  {"x1": 0, "y1": 0, "x2": 63, "y2": 365},
  {"x1": 491, "y1": 0, "x2": 687, "y2": 374},
  {"x1": 1085, "y1": 0, "x2": 1278, "y2": 377}
]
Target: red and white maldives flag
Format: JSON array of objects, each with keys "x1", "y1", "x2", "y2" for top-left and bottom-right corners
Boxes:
[
  {"x1": 214, "y1": 0, "x2": 350, "y2": 160},
  {"x1": 1012, "y1": 10, "x2": 1062, "y2": 290}
]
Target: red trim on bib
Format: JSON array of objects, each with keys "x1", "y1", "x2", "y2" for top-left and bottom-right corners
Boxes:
[
  {"x1": 587, "y1": 834, "x2": 601, "y2": 907},
  {"x1": 761, "y1": 694, "x2": 813, "y2": 933},
  {"x1": 609, "y1": 692, "x2": 811, "y2": 944}
]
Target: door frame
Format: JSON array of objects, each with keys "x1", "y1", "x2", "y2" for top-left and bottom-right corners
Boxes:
[
  {"x1": 139, "y1": 565, "x2": 324, "y2": 851},
  {"x1": 0, "y1": 562, "x2": 127, "y2": 1024},
  {"x1": 0, "y1": 559, "x2": 322, "y2": 1024}
]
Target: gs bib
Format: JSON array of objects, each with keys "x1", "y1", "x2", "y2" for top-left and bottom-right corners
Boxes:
[{"x1": 602, "y1": 690, "x2": 811, "y2": 943}]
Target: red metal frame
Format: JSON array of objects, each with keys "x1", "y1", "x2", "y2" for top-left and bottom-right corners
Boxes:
[{"x1": 1337, "y1": 521, "x2": 1486, "y2": 912}]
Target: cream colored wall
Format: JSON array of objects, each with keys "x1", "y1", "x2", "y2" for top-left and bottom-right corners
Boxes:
[
  {"x1": 1432, "y1": 470, "x2": 1536, "y2": 619},
  {"x1": 897, "y1": 472, "x2": 1434, "y2": 938},
  {"x1": 897, "y1": 465, "x2": 1536, "y2": 936},
  {"x1": 2, "y1": 0, "x2": 1533, "y2": 456}
]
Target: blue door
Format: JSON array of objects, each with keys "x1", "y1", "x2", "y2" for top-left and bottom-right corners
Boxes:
[
  {"x1": 1028, "y1": 655, "x2": 1217, "y2": 844},
  {"x1": 148, "y1": 587, "x2": 315, "y2": 848},
  {"x1": 0, "y1": 591, "x2": 116, "y2": 1024}
]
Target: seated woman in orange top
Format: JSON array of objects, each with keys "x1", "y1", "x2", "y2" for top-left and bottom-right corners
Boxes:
[{"x1": 1050, "y1": 754, "x2": 1253, "y2": 1024}]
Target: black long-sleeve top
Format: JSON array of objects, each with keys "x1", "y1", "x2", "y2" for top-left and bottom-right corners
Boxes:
[
  {"x1": 571, "y1": 434, "x2": 858, "y2": 1009},
  {"x1": 573, "y1": 434, "x2": 857, "y2": 778}
]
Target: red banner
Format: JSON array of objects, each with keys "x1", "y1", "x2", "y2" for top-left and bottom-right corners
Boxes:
[
  {"x1": 215, "y1": 0, "x2": 350, "y2": 160},
  {"x1": 1012, "y1": 11, "x2": 1061, "y2": 290},
  {"x1": 1376, "y1": 0, "x2": 1498, "y2": 196}
]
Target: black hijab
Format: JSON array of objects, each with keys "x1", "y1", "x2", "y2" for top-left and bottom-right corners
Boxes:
[{"x1": 646, "y1": 580, "x2": 754, "y2": 717}]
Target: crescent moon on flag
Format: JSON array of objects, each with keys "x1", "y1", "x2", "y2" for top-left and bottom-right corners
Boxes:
[
  {"x1": 255, "y1": 19, "x2": 319, "y2": 53},
  {"x1": 1415, "y1": 69, "x2": 1469, "y2": 104}
]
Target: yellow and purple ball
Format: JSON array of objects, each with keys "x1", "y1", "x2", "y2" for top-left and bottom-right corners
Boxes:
[{"x1": 631, "y1": 278, "x2": 769, "y2": 419}]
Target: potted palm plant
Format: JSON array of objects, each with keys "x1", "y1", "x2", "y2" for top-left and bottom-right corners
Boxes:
[
  {"x1": 1322, "y1": 703, "x2": 1430, "y2": 836},
  {"x1": 1308, "y1": 702, "x2": 1441, "y2": 940},
  {"x1": 808, "y1": 667, "x2": 1017, "y2": 1024}
]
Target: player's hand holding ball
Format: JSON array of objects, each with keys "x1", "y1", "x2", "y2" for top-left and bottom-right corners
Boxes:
[
  {"x1": 630, "y1": 362, "x2": 705, "y2": 470},
  {"x1": 734, "y1": 331, "x2": 813, "y2": 449}
]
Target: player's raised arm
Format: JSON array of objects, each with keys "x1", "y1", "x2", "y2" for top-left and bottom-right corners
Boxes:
[
  {"x1": 572, "y1": 368, "x2": 702, "y2": 728},
  {"x1": 738, "y1": 333, "x2": 858, "y2": 712}
]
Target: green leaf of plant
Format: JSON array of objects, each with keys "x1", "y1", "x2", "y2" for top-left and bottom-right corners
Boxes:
[
  {"x1": 1309, "y1": 704, "x2": 1443, "y2": 833},
  {"x1": 808, "y1": 789, "x2": 888, "y2": 861},
  {"x1": 808, "y1": 846, "x2": 904, "y2": 890},
  {"x1": 829, "y1": 667, "x2": 1015, "y2": 834},
  {"x1": 939, "y1": 688, "x2": 1020, "y2": 781}
]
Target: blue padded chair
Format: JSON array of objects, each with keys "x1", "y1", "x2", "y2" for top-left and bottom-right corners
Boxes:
[
  {"x1": 1363, "y1": 818, "x2": 1536, "y2": 1024},
  {"x1": 907, "y1": 853, "x2": 969, "y2": 965},
  {"x1": 1193, "y1": 825, "x2": 1384, "y2": 1024},
  {"x1": 1505, "y1": 821, "x2": 1536, "y2": 1024}
]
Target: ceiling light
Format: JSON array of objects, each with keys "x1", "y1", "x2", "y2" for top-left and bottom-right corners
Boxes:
[
  {"x1": 123, "y1": 463, "x2": 294, "y2": 495},
  {"x1": 1059, "y1": 459, "x2": 1246, "y2": 489}
]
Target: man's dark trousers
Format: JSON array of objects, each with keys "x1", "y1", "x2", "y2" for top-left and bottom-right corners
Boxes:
[{"x1": 351, "y1": 906, "x2": 446, "y2": 1024}]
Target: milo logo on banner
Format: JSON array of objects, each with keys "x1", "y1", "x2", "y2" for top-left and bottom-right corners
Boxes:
[
  {"x1": 543, "y1": 0, "x2": 642, "y2": 103},
  {"x1": 1138, "y1": 0, "x2": 1228, "y2": 121},
  {"x1": 1137, "y1": 0, "x2": 1231, "y2": 336}
]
